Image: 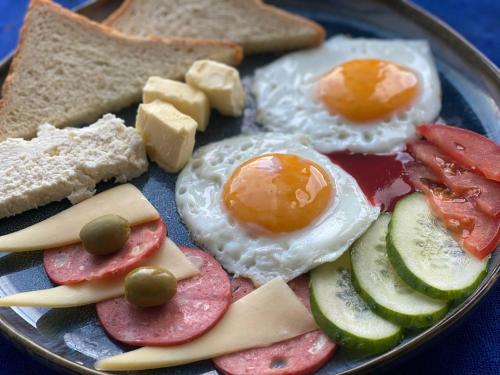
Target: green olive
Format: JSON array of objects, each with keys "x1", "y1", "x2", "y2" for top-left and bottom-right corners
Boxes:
[
  {"x1": 125, "y1": 266, "x2": 177, "y2": 307},
  {"x1": 79, "y1": 214, "x2": 130, "y2": 256}
]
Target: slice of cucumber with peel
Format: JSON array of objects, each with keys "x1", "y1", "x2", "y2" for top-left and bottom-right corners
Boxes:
[
  {"x1": 310, "y1": 253, "x2": 402, "y2": 355},
  {"x1": 387, "y1": 193, "x2": 488, "y2": 301},
  {"x1": 351, "y1": 214, "x2": 448, "y2": 329}
]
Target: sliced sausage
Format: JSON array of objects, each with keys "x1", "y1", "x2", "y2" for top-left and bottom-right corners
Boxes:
[
  {"x1": 43, "y1": 219, "x2": 166, "y2": 285},
  {"x1": 96, "y1": 247, "x2": 231, "y2": 346}
]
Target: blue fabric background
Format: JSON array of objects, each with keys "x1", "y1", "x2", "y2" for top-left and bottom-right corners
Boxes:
[{"x1": 0, "y1": 1, "x2": 498, "y2": 374}]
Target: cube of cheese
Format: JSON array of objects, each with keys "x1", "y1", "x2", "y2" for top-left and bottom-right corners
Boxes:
[
  {"x1": 185, "y1": 60, "x2": 245, "y2": 117},
  {"x1": 143, "y1": 77, "x2": 210, "y2": 132},
  {"x1": 135, "y1": 101, "x2": 196, "y2": 173}
]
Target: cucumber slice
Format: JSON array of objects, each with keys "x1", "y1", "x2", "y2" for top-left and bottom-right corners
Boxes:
[
  {"x1": 310, "y1": 253, "x2": 402, "y2": 355},
  {"x1": 387, "y1": 193, "x2": 488, "y2": 300},
  {"x1": 351, "y1": 214, "x2": 448, "y2": 329}
]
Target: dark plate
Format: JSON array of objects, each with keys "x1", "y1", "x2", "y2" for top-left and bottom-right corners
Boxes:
[{"x1": 0, "y1": 0, "x2": 498, "y2": 374}]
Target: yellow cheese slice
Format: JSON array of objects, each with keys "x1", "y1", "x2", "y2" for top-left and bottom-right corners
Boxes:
[
  {"x1": 0, "y1": 184, "x2": 159, "y2": 252},
  {"x1": 0, "y1": 277, "x2": 124, "y2": 309},
  {"x1": 0, "y1": 238, "x2": 198, "y2": 308},
  {"x1": 95, "y1": 278, "x2": 317, "y2": 371}
]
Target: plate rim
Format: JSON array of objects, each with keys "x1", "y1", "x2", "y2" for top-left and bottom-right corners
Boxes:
[{"x1": 0, "y1": 0, "x2": 498, "y2": 374}]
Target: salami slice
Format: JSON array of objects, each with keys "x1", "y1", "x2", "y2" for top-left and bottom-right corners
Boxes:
[
  {"x1": 96, "y1": 247, "x2": 231, "y2": 346},
  {"x1": 43, "y1": 219, "x2": 166, "y2": 285},
  {"x1": 213, "y1": 276, "x2": 336, "y2": 375}
]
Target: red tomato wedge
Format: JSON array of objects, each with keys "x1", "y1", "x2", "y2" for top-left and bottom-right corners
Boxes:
[
  {"x1": 406, "y1": 162, "x2": 500, "y2": 259},
  {"x1": 425, "y1": 193, "x2": 500, "y2": 259},
  {"x1": 408, "y1": 140, "x2": 500, "y2": 218},
  {"x1": 417, "y1": 124, "x2": 500, "y2": 182},
  {"x1": 405, "y1": 161, "x2": 441, "y2": 192}
]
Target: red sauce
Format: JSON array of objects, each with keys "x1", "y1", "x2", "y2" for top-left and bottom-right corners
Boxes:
[{"x1": 327, "y1": 151, "x2": 415, "y2": 212}]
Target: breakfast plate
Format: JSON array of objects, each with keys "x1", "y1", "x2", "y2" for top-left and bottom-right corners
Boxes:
[{"x1": 0, "y1": 0, "x2": 498, "y2": 374}]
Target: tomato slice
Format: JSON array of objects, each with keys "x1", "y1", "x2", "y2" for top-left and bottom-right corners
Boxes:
[
  {"x1": 408, "y1": 140, "x2": 500, "y2": 218},
  {"x1": 425, "y1": 191, "x2": 500, "y2": 259},
  {"x1": 405, "y1": 161, "x2": 441, "y2": 191},
  {"x1": 417, "y1": 124, "x2": 500, "y2": 182},
  {"x1": 406, "y1": 162, "x2": 500, "y2": 259}
]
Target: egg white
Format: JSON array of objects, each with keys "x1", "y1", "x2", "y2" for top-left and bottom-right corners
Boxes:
[
  {"x1": 176, "y1": 134, "x2": 379, "y2": 285},
  {"x1": 252, "y1": 36, "x2": 441, "y2": 154}
]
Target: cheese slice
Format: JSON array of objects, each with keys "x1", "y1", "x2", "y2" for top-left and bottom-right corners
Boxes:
[
  {"x1": 0, "y1": 277, "x2": 124, "y2": 309},
  {"x1": 0, "y1": 184, "x2": 159, "y2": 252},
  {"x1": 95, "y1": 278, "x2": 317, "y2": 371},
  {"x1": 0, "y1": 238, "x2": 198, "y2": 308}
]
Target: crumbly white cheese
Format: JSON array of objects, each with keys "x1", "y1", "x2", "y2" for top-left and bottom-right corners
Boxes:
[{"x1": 0, "y1": 114, "x2": 148, "y2": 219}]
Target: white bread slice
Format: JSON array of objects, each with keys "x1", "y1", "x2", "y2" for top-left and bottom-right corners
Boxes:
[
  {"x1": 0, "y1": 0, "x2": 242, "y2": 141},
  {"x1": 0, "y1": 114, "x2": 147, "y2": 219},
  {"x1": 105, "y1": 0, "x2": 325, "y2": 55}
]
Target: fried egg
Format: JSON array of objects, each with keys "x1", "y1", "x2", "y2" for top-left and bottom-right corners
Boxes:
[
  {"x1": 252, "y1": 36, "x2": 441, "y2": 154},
  {"x1": 176, "y1": 134, "x2": 379, "y2": 285}
]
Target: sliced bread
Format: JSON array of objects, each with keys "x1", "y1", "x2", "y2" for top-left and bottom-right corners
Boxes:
[
  {"x1": 0, "y1": 0, "x2": 242, "y2": 141},
  {"x1": 105, "y1": 0, "x2": 325, "y2": 54}
]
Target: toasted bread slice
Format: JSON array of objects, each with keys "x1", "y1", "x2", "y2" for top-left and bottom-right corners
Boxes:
[
  {"x1": 0, "y1": 0, "x2": 242, "y2": 141},
  {"x1": 105, "y1": 0, "x2": 325, "y2": 54}
]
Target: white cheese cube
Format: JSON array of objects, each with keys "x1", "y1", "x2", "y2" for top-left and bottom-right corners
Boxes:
[
  {"x1": 143, "y1": 77, "x2": 210, "y2": 132},
  {"x1": 136, "y1": 100, "x2": 196, "y2": 173},
  {"x1": 185, "y1": 60, "x2": 245, "y2": 117}
]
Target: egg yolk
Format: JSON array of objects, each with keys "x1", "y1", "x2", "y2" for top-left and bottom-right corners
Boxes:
[
  {"x1": 318, "y1": 59, "x2": 419, "y2": 122},
  {"x1": 223, "y1": 153, "x2": 333, "y2": 234}
]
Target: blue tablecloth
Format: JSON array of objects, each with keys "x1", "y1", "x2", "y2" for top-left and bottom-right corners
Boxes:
[{"x1": 0, "y1": 1, "x2": 498, "y2": 374}]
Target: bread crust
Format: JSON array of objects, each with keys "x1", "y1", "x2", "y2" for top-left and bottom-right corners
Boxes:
[
  {"x1": 104, "y1": 0, "x2": 325, "y2": 52},
  {"x1": 254, "y1": 0, "x2": 325, "y2": 47},
  {"x1": 103, "y1": 0, "x2": 133, "y2": 26}
]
